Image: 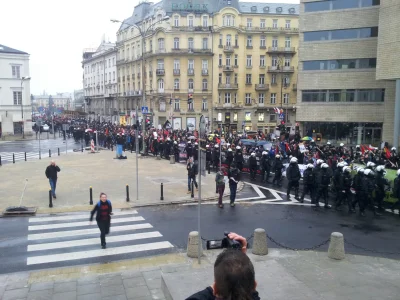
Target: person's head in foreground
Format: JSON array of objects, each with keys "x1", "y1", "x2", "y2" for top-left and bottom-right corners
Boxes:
[{"x1": 186, "y1": 233, "x2": 259, "y2": 300}]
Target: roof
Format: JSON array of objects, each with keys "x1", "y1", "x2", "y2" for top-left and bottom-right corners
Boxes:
[
  {"x1": 0, "y1": 44, "x2": 28, "y2": 55},
  {"x1": 238, "y1": 3, "x2": 298, "y2": 15}
]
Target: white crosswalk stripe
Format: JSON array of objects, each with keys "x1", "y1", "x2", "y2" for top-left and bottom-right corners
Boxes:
[{"x1": 26, "y1": 211, "x2": 174, "y2": 266}]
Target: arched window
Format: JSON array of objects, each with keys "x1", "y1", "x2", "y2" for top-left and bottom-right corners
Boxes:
[
  {"x1": 173, "y1": 15, "x2": 180, "y2": 27},
  {"x1": 202, "y1": 79, "x2": 208, "y2": 90},
  {"x1": 158, "y1": 79, "x2": 164, "y2": 92},
  {"x1": 188, "y1": 79, "x2": 194, "y2": 89},
  {"x1": 174, "y1": 78, "x2": 180, "y2": 90},
  {"x1": 223, "y1": 14, "x2": 235, "y2": 26}
]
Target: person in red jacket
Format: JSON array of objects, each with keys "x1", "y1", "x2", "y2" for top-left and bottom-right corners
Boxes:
[{"x1": 90, "y1": 193, "x2": 112, "y2": 249}]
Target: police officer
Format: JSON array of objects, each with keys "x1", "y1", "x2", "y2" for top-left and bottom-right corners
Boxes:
[
  {"x1": 249, "y1": 152, "x2": 257, "y2": 181},
  {"x1": 300, "y1": 164, "x2": 314, "y2": 204},
  {"x1": 366, "y1": 161, "x2": 376, "y2": 171},
  {"x1": 333, "y1": 162, "x2": 345, "y2": 204},
  {"x1": 228, "y1": 163, "x2": 240, "y2": 207},
  {"x1": 336, "y1": 166, "x2": 355, "y2": 213},
  {"x1": 165, "y1": 137, "x2": 171, "y2": 160},
  {"x1": 205, "y1": 145, "x2": 212, "y2": 170},
  {"x1": 286, "y1": 157, "x2": 301, "y2": 200},
  {"x1": 272, "y1": 154, "x2": 283, "y2": 187},
  {"x1": 226, "y1": 148, "x2": 234, "y2": 168},
  {"x1": 363, "y1": 169, "x2": 381, "y2": 216},
  {"x1": 185, "y1": 141, "x2": 193, "y2": 159},
  {"x1": 315, "y1": 163, "x2": 331, "y2": 209},
  {"x1": 173, "y1": 141, "x2": 180, "y2": 163},
  {"x1": 234, "y1": 146, "x2": 244, "y2": 171},
  {"x1": 375, "y1": 165, "x2": 389, "y2": 212},
  {"x1": 260, "y1": 151, "x2": 271, "y2": 183},
  {"x1": 193, "y1": 142, "x2": 199, "y2": 161},
  {"x1": 391, "y1": 169, "x2": 400, "y2": 217},
  {"x1": 353, "y1": 167, "x2": 366, "y2": 216},
  {"x1": 213, "y1": 144, "x2": 220, "y2": 171}
]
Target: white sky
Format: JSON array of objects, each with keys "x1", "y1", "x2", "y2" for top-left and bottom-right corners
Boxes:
[{"x1": 1, "y1": 0, "x2": 299, "y2": 96}]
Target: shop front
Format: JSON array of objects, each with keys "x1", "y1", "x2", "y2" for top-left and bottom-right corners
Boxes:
[{"x1": 257, "y1": 123, "x2": 277, "y2": 134}]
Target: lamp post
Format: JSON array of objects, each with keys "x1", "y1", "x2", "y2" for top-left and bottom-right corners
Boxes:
[
  {"x1": 111, "y1": 16, "x2": 169, "y2": 155},
  {"x1": 20, "y1": 76, "x2": 31, "y2": 139}
]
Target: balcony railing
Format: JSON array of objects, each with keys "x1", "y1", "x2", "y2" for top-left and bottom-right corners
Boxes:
[
  {"x1": 173, "y1": 69, "x2": 180, "y2": 75},
  {"x1": 137, "y1": 73, "x2": 141, "y2": 78},
  {"x1": 223, "y1": 45, "x2": 234, "y2": 53},
  {"x1": 222, "y1": 65, "x2": 234, "y2": 72},
  {"x1": 267, "y1": 66, "x2": 295, "y2": 73},
  {"x1": 170, "y1": 26, "x2": 211, "y2": 32},
  {"x1": 218, "y1": 83, "x2": 238, "y2": 90},
  {"x1": 202, "y1": 69, "x2": 209, "y2": 75},
  {"x1": 267, "y1": 47, "x2": 296, "y2": 54},
  {"x1": 155, "y1": 49, "x2": 166, "y2": 54},
  {"x1": 255, "y1": 84, "x2": 270, "y2": 91},
  {"x1": 171, "y1": 48, "x2": 212, "y2": 54},
  {"x1": 239, "y1": 25, "x2": 299, "y2": 34},
  {"x1": 156, "y1": 69, "x2": 165, "y2": 76},
  {"x1": 188, "y1": 88, "x2": 194, "y2": 93},
  {"x1": 187, "y1": 69, "x2": 194, "y2": 75}
]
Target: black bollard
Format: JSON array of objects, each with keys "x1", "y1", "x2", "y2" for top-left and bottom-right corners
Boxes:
[
  {"x1": 0, "y1": 155, "x2": 2, "y2": 166},
  {"x1": 25, "y1": 152, "x2": 27, "y2": 161},
  {"x1": 49, "y1": 189, "x2": 53, "y2": 208},
  {"x1": 89, "y1": 186, "x2": 93, "y2": 205},
  {"x1": 58, "y1": 148, "x2": 60, "y2": 156},
  {"x1": 208, "y1": 163, "x2": 211, "y2": 174},
  {"x1": 49, "y1": 149, "x2": 51, "y2": 157},
  {"x1": 160, "y1": 183, "x2": 164, "y2": 201},
  {"x1": 191, "y1": 181, "x2": 194, "y2": 198},
  {"x1": 81, "y1": 144, "x2": 83, "y2": 152},
  {"x1": 126, "y1": 184, "x2": 130, "y2": 202},
  {"x1": 13, "y1": 153, "x2": 15, "y2": 164}
]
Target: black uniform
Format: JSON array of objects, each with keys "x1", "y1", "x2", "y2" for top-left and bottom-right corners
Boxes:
[
  {"x1": 315, "y1": 168, "x2": 331, "y2": 207},
  {"x1": 174, "y1": 143, "x2": 180, "y2": 162},
  {"x1": 286, "y1": 163, "x2": 301, "y2": 200},
  {"x1": 272, "y1": 158, "x2": 283, "y2": 186},
  {"x1": 226, "y1": 150, "x2": 234, "y2": 167},
  {"x1": 185, "y1": 143, "x2": 194, "y2": 158},
  {"x1": 391, "y1": 177, "x2": 400, "y2": 217},
  {"x1": 333, "y1": 167, "x2": 342, "y2": 204},
  {"x1": 363, "y1": 174, "x2": 378, "y2": 215},
  {"x1": 249, "y1": 155, "x2": 257, "y2": 180},
  {"x1": 353, "y1": 172, "x2": 366, "y2": 215},
  {"x1": 206, "y1": 148, "x2": 212, "y2": 169},
  {"x1": 337, "y1": 171, "x2": 354, "y2": 212},
  {"x1": 301, "y1": 168, "x2": 314, "y2": 202},
  {"x1": 234, "y1": 150, "x2": 244, "y2": 171},
  {"x1": 213, "y1": 147, "x2": 220, "y2": 170},
  {"x1": 260, "y1": 154, "x2": 271, "y2": 182},
  {"x1": 375, "y1": 172, "x2": 388, "y2": 211}
]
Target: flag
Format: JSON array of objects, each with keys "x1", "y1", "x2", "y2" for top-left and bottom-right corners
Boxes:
[{"x1": 360, "y1": 145, "x2": 365, "y2": 154}]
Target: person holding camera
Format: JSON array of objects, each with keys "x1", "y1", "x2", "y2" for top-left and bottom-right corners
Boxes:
[{"x1": 186, "y1": 233, "x2": 260, "y2": 300}]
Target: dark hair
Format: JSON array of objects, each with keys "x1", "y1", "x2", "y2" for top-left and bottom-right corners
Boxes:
[
  {"x1": 214, "y1": 249, "x2": 255, "y2": 300},
  {"x1": 99, "y1": 192, "x2": 107, "y2": 198}
]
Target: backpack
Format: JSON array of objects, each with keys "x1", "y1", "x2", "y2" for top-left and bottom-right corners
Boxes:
[{"x1": 97, "y1": 200, "x2": 111, "y2": 207}]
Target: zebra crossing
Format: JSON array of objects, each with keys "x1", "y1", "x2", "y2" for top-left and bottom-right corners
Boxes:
[{"x1": 26, "y1": 210, "x2": 174, "y2": 266}]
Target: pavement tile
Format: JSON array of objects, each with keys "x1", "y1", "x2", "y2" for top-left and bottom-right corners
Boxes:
[
  {"x1": 6, "y1": 281, "x2": 29, "y2": 290},
  {"x1": 102, "y1": 294, "x2": 128, "y2": 300},
  {"x1": 52, "y1": 291, "x2": 77, "y2": 300},
  {"x1": 100, "y1": 276, "x2": 123, "y2": 287},
  {"x1": 121, "y1": 271, "x2": 143, "y2": 280},
  {"x1": 145, "y1": 277, "x2": 161, "y2": 290},
  {"x1": 2, "y1": 288, "x2": 29, "y2": 300},
  {"x1": 0, "y1": 285, "x2": 6, "y2": 298},
  {"x1": 77, "y1": 276, "x2": 99, "y2": 285},
  {"x1": 77, "y1": 283, "x2": 100, "y2": 296},
  {"x1": 150, "y1": 288, "x2": 166, "y2": 300},
  {"x1": 125, "y1": 286, "x2": 151, "y2": 298},
  {"x1": 77, "y1": 293, "x2": 102, "y2": 300},
  {"x1": 53, "y1": 281, "x2": 77, "y2": 293},
  {"x1": 29, "y1": 282, "x2": 54, "y2": 292},
  {"x1": 100, "y1": 285, "x2": 125, "y2": 297},
  {"x1": 27, "y1": 289, "x2": 53, "y2": 300},
  {"x1": 142, "y1": 270, "x2": 161, "y2": 281},
  {"x1": 123, "y1": 277, "x2": 147, "y2": 288}
]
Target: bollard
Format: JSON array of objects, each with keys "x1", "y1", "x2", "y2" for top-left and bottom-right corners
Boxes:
[
  {"x1": 49, "y1": 189, "x2": 53, "y2": 208},
  {"x1": 89, "y1": 186, "x2": 93, "y2": 205},
  {"x1": 252, "y1": 228, "x2": 268, "y2": 255},
  {"x1": 160, "y1": 183, "x2": 164, "y2": 201},
  {"x1": 13, "y1": 153, "x2": 15, "y2": 164},
  {"x1": 49, "y1": 149, "x2": 51, "y2": 157},
  {"x1": 170, "y1": 156, "x2": 175, "y2": 164},
  {"x1": 126, "y1": 184, "x2": 130, "y2": 202},
  {"x1": 58, "y1": 148, "x2": 60, "y2": 156},
  {"x1": 191, "y1": 181, "x2": 194, "y2": 198},
  {"x1": 187, "y1": 231, "x2": 202, "y2": 258},
  {"x1": 328, "y1": 232, "x2": 345, "y2": 260},
  {"x1": 208, "y1": 163, "x2": 211, "y2": 174},
  {"x1": 25, "y1": 152, "x2": 27, "y2": 161},
  {"x1": 0, "y1": 155, "x2": 2, "y2": 166},
  {"x1": 81, "y1": 144, "x2": 83, "y2": 152}
]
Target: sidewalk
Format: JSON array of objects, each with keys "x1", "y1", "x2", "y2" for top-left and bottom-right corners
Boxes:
[
  {"x1": 0, "y1": 150, "x2": 242, "y2": 213},
  {"x1": 0, "y1": 249, "x2": 398, "y2": 300}
]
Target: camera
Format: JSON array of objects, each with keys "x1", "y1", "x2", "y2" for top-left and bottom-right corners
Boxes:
[{"x1": 206, "y1": 231, "x2": 242, "y2": 250}]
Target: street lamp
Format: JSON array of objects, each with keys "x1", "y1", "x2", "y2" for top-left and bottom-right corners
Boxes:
[
  {"x1": 20, "y1": 76, "x2": 31, "y2": 139},
  {"x1": 111, "y1": 16, "x2": 169, "y2": 155}
]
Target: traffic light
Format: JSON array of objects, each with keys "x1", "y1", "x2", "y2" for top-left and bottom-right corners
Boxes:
[
  {"x1": 279, "y1": 121, "x2": 286, "y2": 132},
  {"x1": 188, "y1": 94, "x2": 193, "y2": 104}
]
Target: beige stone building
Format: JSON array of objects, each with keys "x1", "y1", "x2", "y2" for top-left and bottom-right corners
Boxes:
[
  {"x1": 115, "y1": 0, "x2": 299, "y2": 133},
  {"x1": 297, "y1": 0, "x2": 400, "y2": 147}
]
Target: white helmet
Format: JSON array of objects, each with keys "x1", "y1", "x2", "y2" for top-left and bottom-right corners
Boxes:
[
  {"x1": 340, "y1": 143, "x2": 344, "y2": 147},
  {"x1": 364, "y1": 169, "x2": 374, "y2": 176},
  {"x1": 392, "y1": 147, "x2": 396, "y2": 151},
  {"x1": 195, "y1": 142, "x2": 198, "y2": 145},
  {"x1": 321, "y1": 163, "x2": 329, "y2": 169},
  {"x1": 236, "y1": 146, "x2": 241, "y2": 150},
  {"x1": 317, "y1": 159, "x2": 324, "y2": 165},
  {"x1": 307, "y1": 164, "x2": 314, "y2": 169},
  {"x1": 251, "y1": 152, "x2": 256, "y2": 156},
  {"x1": 215, "y1": 144, "x2": 219, "y2": 148},
  {"x1": 366, "y1": 162, "x2": 376, "y2": 168},
  {"x1": 228, "y1": 148, "x2": 232, "y2": 152},
  {"x1": 262, "y1": 151, "x2": 267, "y2": 155},
  {"x1": 206, "y1": 145, "x2": 209, "y2": 148},
  {"x1": 327, "y1": 142, "x2": 331, "y2": 145},
  {"x1": 174, "y1": 141, "x2": 177, "y2": 144},
  {"x1": 343, "y1": 166, "x2": 351, "y2": 173},
  {"x1": 337, "y1": 162, "x2": 345, "y2": 168},
  {"x1": 397, "y1": 169, "x2": 400, "y2": 176},
  {"x1": 356, "y1": 145, "x2": 360, "y2": 148},
  {"x1": 167, "y1": 137, "x2": 170, "y2": 141},
  {"x1": 290, "y1": 157, "x2": 298, "y2": 164},
  {"x1": 276, "y1": 154, "x2": 280, "y2": 158},
  {"x1": 376, "y1": 165, "x2": 385, "y2": 173},
  {"x1": 342, "y1": 162, "x2": 348, "y2": 166},
  {"x1": 357, "y1": 168, "x2": 365, "y2": 174},
  {"x1": 227, "y1": 143, "x2": 230, "y2": 146},
  {"x1": 188, "y1": 141, "x2": 191, "y2": 144}
]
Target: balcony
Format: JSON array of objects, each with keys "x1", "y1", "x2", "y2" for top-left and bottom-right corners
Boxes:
[
  {"x1": 127, "y1": 75, "x2": 130, "y2": 81},
  {"x1": 267, "y1": 66, "x2": 295, "y2": 73},
  {"x1": 267, "y1": 47, "x2": 296, "y2": 54},
  {"x1": 187, "y1": 69, "x2": 194, "y2": 76},
  {"x1": 214, "y1": 102, "x2": 243, "y2": 110},
  {"x1": 170, "y1": 26, "x2": 211, "y2": 32},
  {"x1": 155, "y1": 49, "x2": 166, "y2": 54},
  {"x1": 222, "y1": 65, "x2": 234, "y2": 72},
  {"x1": 223, "y1": 45, "x2": 234, "y2": 53},
  {"x1": 134, "y1": 90, "x2": 142, "y2": 96},
  {"x1": 293, "y1": 84, "x2": 297, "y2": 91},
  {"x1": 239, "y1": 25, "x2": 299, "y2": 34},
  {"x1": 257, "y1": 103, "x2": 265, "y2": 108},
  {"x1": 202, "y1": 69, "x2": 209, "y2": 76},
  {"x1": 122, "y1": 76, "x2": 125, "y2": 82},
  {"x1": 218, "y1": 83, "x2": 238, "y2": 90},
  {"x1": 156, "y1": 69, "x2": 165, "y2": 76},
  {"x1": 174, "y1": 88, "x2": 180, "y2": 91},
  {"x1": 255, "y1": 84, "x2": 270, "y2": 91},
  {"x1": 173, "y1": 69, "x2": 180, "y2": 75},
  {"x1": 174, "y1": 108, "x2": 181, "y2": 112}
]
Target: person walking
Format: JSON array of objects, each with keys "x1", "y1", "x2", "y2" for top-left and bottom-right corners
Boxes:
[
  {"x1": 45, "y1": 160, "x2": 61, "y2": 199},
  {"x1": 187, "y1": 158, "x2": 198, "y2": 194},
  {"x1": 228, "y1": 163, "x2": 240, "y2": 207},
  {"x1": 215, "y1": 168, "x2": 226, "y2": 208},
  {"x1": 90, "y1": 193, "x2": 112, "y2": 249}
]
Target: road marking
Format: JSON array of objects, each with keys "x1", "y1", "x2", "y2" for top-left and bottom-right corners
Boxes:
[
  {"x1": 27, "y1": 241, "x2": 174, "y2": 265},
  {"x1": 28, "y1": 231, "x2": 163, "y2": 251},
  {"x1": 29, "y1": 211, "x2": 138, "y2": 223},
  {"x1": 28, "y1": 223, "x2": 153, "y2": 241},
  {"x1": 28, "y1": 217, "x2": 144, "y2": 231},
  {"x1": 248, "y1": 184, "x2": 265, "y2": 198}
]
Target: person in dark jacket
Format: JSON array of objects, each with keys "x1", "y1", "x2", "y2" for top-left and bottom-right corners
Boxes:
[
  {"x1": 187, "y1": 158, "x2": 199, "y2": 194},
  {"x1": 173, "y1": 141, "x2": 180, "y2": 162},
  {"x1": 352, "y1": 167, "x2": 365, "y2": 215},
  {"x1": 286, "y1": 157, "x2": 301, "y2": 200},
  {"x1": 260, "y1": 151, "x2": 271, "y2": 183},
  {"x1": 375, "y1": 165, "x2": 389, "y2": 211},
  {"x1": 391, "y1": 169, "x2": 400, "y2": 217},
  {"x1": 90, "y1": 193, "x2": 112, "y2": 249},
  {"x1": 228, "y1": 163, "x2": 240, "y2": 207},
  {"x1": 300, "y1": 164, "x2": 315, "y2": 203},
  {"x1": 314, "y1": 163, "x2": 331, "y2": 209},
  {"x1": 234, "y1": 146, "x2": 244, "y2": 171},
  {"x1": 272, "y1": 155, "x2": 283, "y2": 187},
  {"x1": 206, "y1": 145, "x2": 212, "y2": 170},
  {"x1": 226, "y1": 148, "x2": 234, "y2": 168},
  {"x1": 186, "y1": 233, "x2": 260, "y2": 300},
  {"x1": 249, "y1": 152, "x2": 257, "y2": 181},
  {"x1": 185, "y1": 141, "x2": 194, "y2": 158},
  {"x1": 213, "y1": 144, "x2": 220, "y2": 171},
  {"x1": 363, "y1": 169, "x2": 381, "y2": 216},
  {"x1": 45, "y1": 160, "x2": 61, "y2": 199},
  {"x1": 336, "y1": 166, "x2": 355, "y2": 213}
]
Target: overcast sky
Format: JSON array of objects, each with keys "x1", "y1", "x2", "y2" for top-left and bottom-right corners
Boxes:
[{"x1": 1, "y1": 0, "x2": 299, "y2": 97}]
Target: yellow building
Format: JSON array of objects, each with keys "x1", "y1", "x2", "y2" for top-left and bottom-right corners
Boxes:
[{"x1": 116, "y1": 0, "x2": 299, "y2": 133}]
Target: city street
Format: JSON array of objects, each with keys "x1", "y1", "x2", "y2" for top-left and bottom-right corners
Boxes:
[{"x1": 1, "y1": 201, "x2": 399, "y2": 275}]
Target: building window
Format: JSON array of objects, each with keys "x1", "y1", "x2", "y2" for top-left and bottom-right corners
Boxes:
[
  {"x1": 245, "y1": 112, "x2": 251, "y2": 121},
  {"x1": 219, "y1": 73, "x2": 222, "y2": 83},
  {"x1": 235, "y1": 35, "x2": 238, "y2": 46},
  {"x1": 226, "y1": 55, "x2": 231, "y2": 66},
  {"x1": 174, "y1": 38, "x2": 180, "y2": 49},
  {"x1": 219, "y1": 34, "x2": 223, "y2": 46},
  {"x1": 260, "y1": 19, "x2": 266, "y2": 28},
  {"x1": 305, "y1": 0, "x2": 380, "y2": 12},
  {"x1": 225, "y1": 93, "x2": 231, "y2": 104},
  {"x1": 283, "y1": 76, "x2": 290, "y2": 86},
  {"x1": 188, "y1": 38, "x2": 194, "y2": 50},
  {"x1": 246, "y1": 74, "x2": 252, "y2": 84},
  {"x1": 285, "y1": 20, "x2": 291, "y2": 29},
  {"x1": 272, "y1": 56, "x2": 278, "y2": 67},
  {"x1": 174, "y1": 98, "x2": 180, "y2": 110},
  {"x1": 259, "y1": 74, "x2": 265, "y2": 84},
  {"x1": 258, "y1": 112, "x2": 265, "y2": 122},
  {"x1": 270, "y1": 93, "x2": 277, "y2": 104},
  {"x1": 202, "y1": 16, "x2": 208, "y2": 27},
  {"x1": 271, "y1": 74, "x2": 277, "y2": 84},
  {"x1": 246, "y1": 55, "x2": 252, "y2": 67},
  {"x1": 174, "y1": 15, "x2": 179, "y2": 26},
  {"x1": 219, "y1": 93, "x2": 221, "y2": 103},
  {"x1": 304, "y1": 27, "x2": 379, "y2": 42},
  {"x1": 247, "y1": 36, "x2": 252, "y2": 47},
  {"x1": 272, "y1": 19, "x2": 278, "y2": 28},
  {"x1": 260, "y1": 35, "x2": 266, "y2": 47},
  {"x1": 174, "y1": 59, "x2": 180, "y2": 70},
  {"x1": 302, "y1": 89, "x2": 385, "y2": 102},
  {"x1": 188, "y1": 15, "x2": 194, "y2": 27},
  {"x1": 12, "y1": 66, "x2": 21, "y2": 79},
  {"x1": 272, "y1": 37, "x2": 278, "y2": 49},
  {"x1": 260, "y1": 55, "x2": 265, "y2": 67},
  {"x1": 270, "y1": 114, "x2": 276, "y2": 122},
  {"x1": 234, "y1": 74, "x2": 238, "y2": 84},
  {"x1": 226, "y1": 34, "x2": 231, "y2": 46},
  {"x1": 285, "y1": 37, "x2": 291, "y2": 48},
  {"x1": 234, "y1": 93, "x2": 237, "y2": 103},
  {"x1": 303, "y1": 58, "x2": 377, "y2": 70},
  {"x1": 225, "y1": 75, "x2": 231, "y2": 84},
  {"x1": 158, "y1": 38, "x2": 165, "y2": 50},
  {"x1": 233, "y1": 113, "x2": 238, "y2": 122},
  {"x1": 157, "y1": 59, "x2": 164, "y2": 69},
  {"x1": 219, "y1": 54, "x2": 222, "y2": 66},
  {"x1": 285, "y1": 57, "x2": 291, "y2": 67},
  {"x1": 283, "y1": 93, "x2": 289, "y2": 104},
  {"x1": 223, "y1": 14, "x2": 235, "y2": 26},
  {"x1": 13, "y1": 91, "x2": 22, "y2": 105},
  {"x1": 247, "y1": 18, "x2": 252, "y2": 28},
  {"x1": 202, "y1": 38, "x2": 208, "y2": 49},
  {"x1": 234, "y1": 55, "x2": 238, "y2": 66},
  {"x1": 188, "y1": 78, "x2": 194, "y2": 89},
  {"x1": 158, "y1": 79, "x2": 164, "y2": 91},
  {"x1": 202, "y1": 98, "x2": 208, "y2": 110},
  {"x1": 202, "y1": 79, "x2": 208, "y2": 90},
  {"x1": 259, "y1": 93, "x2": 265, "y2": 104},
  {"x1": 188, "y1": 59, "x2": 194, "y2": 69},
  {"x1": 174, "y1": 79, "x2": 180, "y2": 90}
]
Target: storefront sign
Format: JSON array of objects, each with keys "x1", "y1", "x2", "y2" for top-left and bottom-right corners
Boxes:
[
  {"x1": 257, "y1": 123, "x2": 276, "y2": 127},
  {"x1": 172, "y1": 2, "x2": 208, "y2": 12}
]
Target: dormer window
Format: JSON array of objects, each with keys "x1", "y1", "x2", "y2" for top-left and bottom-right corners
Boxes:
[
  {"x1": 263, "y1": 6, "x2": 269, "y2": 12},
  {"x1": 251, "y1": 6, "x2": 257, "y2": 12},
  {"x1": 276, "y1": 7, "x2": 282, "y2": 13},
  {"x1": 289, "y1": 8, "x2": 295, "y2": 14}
]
